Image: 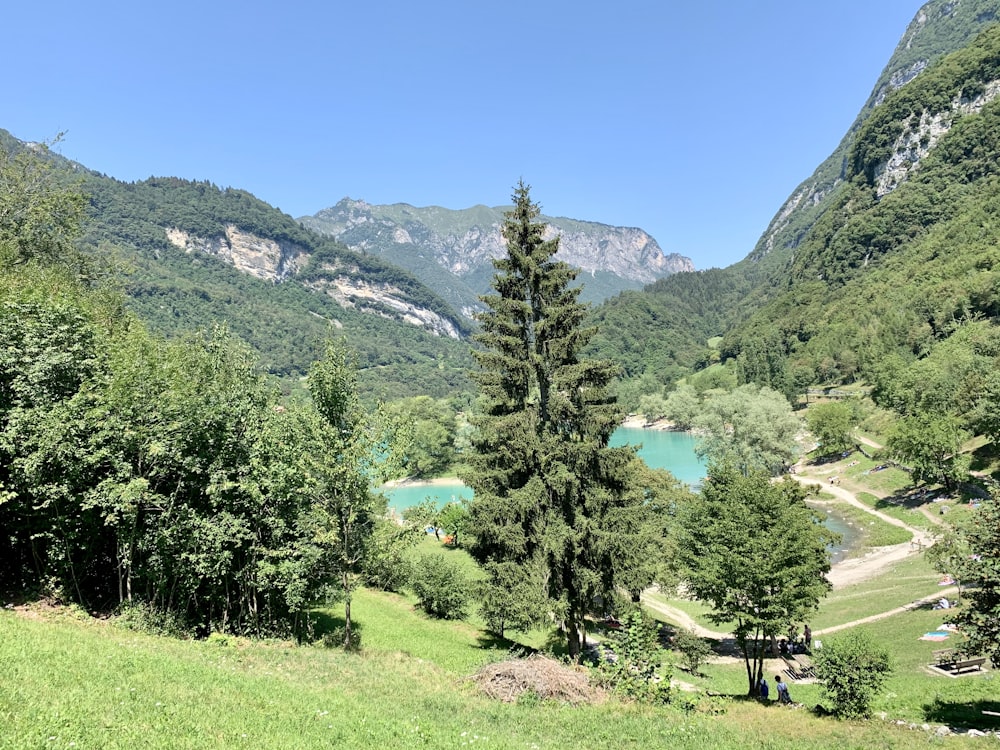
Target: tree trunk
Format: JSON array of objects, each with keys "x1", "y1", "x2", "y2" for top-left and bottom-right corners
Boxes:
[
  {"x1": 566, "y1": 616, "x2": 582, "y2": 662},
  {"x1": 343, "y1": 571, "x2": 353, "y2": 649}
]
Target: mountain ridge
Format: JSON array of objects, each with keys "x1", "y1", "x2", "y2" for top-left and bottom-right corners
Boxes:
[{"x1": 300, "y1": 198, "x2": 694, "y2": 317}]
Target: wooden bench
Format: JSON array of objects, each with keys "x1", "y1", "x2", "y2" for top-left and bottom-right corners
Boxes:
[
  {"x1": 952, "y1": 657, "x2": 986, "y2": 673},
  {"x1": 782, "y1": 656, "x2": 817, "y2": 681}
]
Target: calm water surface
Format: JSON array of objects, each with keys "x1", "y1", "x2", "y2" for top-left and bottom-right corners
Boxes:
[
  {"x1": 383, "y1": 426, "x2": 704, "y2": 513},
  {"x1": 382, "y1": 427, "x2": 859, "y2": 559}
]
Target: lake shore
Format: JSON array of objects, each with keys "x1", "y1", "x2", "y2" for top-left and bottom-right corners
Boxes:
[
  {"x1": 621, "y1": 415, "x2": 678, "y2": 431},
  {"x1": 381, "y1": 476, "x2": 465, "y2": 490},
  {"x1": 382, "y1": 418, "x2": 683, "y2": 490}
]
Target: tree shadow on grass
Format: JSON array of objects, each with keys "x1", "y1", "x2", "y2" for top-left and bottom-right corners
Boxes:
[
  {"x1": 923, "y1": 698, "x2": 1000, "y2": 730},
  {"x1": 474, "y1": 631, "x2": 537, "y2": 656},
  {"x1": 875, "y1": 486, "x2": 933, "y2": 510},
  {"x1": 969, "y1": 442, "x2": 1000, "y2": 474},
  {"x1": 309, "y1": 609, "x2": 364, "y2": 650}
]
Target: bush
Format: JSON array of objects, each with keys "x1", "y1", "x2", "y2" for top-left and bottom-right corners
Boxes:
[
  {"x1": 813, "y1": 629, "x2": 892, "y2": 718},
  {"x1": 594, "y1": 611, "x2": 673, "y2": 704},
  {"x1": 409, "y1": 554, "x2": 469, "y2": 619},
  {"x1": 114, "y1": 601, "x2": 192, "y2": 639},
  {"x1": 671, "y1": 627, "x2": 714, "y2": 675},
  {"x1": 362, "y1": 520, "x2": 419, "y2": 592}
]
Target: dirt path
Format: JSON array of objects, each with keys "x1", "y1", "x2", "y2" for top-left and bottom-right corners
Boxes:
[
  {"x1": 788, "y1": 474, "x2": 935, "y2": 589},
  {"x1": 644, "y1": 460, "x2": 947, "y2": 643},
  {"x1": 813, "y1": 587, "x2": 959, "y2": 636},
  {"x1": 640, "y1": 591, "x2": 728, "y2": 639},
  {"x1": 855, "y1": 434, "x2": 883, "y2": 451}
]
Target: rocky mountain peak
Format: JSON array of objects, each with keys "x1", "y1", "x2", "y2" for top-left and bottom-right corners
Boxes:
[{"x1": 301, "y1": 198, "x2": 693, "y2": 317}]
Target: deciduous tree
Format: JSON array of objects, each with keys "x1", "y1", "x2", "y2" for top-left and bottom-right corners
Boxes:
[
  {"x1": 306, "y1": 340, "x2": 403, "y2": 646},
  {"x1": 693, "y1": 384, "x2": 802, "y2": 476},
  {"x1": 943, "y1": 497, "x2": 1000, "y2": 667},
  {"x1": 806, "y1": 400, "x2": 861, "y2": 458},
  {"x1": 677, "y1": 467, "x2": 836, "y2": 696},
  {"x1": 886, "y1": 412, "x2": 970, "y2": 490}
]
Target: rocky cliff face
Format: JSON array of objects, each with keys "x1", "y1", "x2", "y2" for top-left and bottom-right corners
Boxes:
[
  {"x1": 752, "y1": 0, "x2": 999, "y2": 265},
  {"x1": 166, "y1": 225, "x2": 307, "y2": 282},
  {"x1": 873, "y1": 79, "x2": 1000, "y2": 196},
  {"x1": 300, "y1": 199, "x2": 693, "y2": 315},
  {"x1": 165, "y1": 224, "x2": 462, "y2": 339}
]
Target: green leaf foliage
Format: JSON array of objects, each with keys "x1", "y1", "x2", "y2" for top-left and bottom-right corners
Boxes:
[
  {"x1": 941, "y1": 496, "x2": 1000, "y2": 667},
  {"x1": 806, "y1": 400, "x2": 862, "y2": 458},
  {"x1": 813, "y1": 630, "x2": 893, "y2": 719},
  {"x1": 677, "y1": 467, "x2": 837, "y2": 695},
  {"x1": 410, "y1": 553, "x2": 469, "y2": 619},
  {"x1": 595, "y1": 610, "x2": 673, "y2": 704}
]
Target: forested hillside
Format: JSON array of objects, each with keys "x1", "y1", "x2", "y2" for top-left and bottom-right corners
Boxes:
[
  {"x1": 723, "y1": 20, "x2": 1000, "y2": 411},
  {"x1": 595, "y1": 0, "x2": 1000, "y2": 394},
  {"x1": 0, "y1": 131, "x2": 472, "y2": 401}
]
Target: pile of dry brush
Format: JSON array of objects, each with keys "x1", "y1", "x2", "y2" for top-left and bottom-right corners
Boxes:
[{"x1": 471, "y1": 654, "x2": 606, "y2": 705}]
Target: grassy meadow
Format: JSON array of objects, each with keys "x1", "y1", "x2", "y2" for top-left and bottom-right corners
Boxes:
[
  {"x1": 2, "y1": 578, "x2": 993, "y2": 750},
  {"x1": 2, "y1": 447, "x2": 996, "y2": 749}
]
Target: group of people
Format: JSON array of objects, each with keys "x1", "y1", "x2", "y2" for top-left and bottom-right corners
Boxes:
[
  {"x1": 777, "y1": 623, "x2": 812, "y2": 657},
  {"x1": 758, "y1": 674, "x2": 793, "y2": 704}
]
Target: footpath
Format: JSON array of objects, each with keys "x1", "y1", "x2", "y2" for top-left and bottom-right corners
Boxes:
[{"x1": 648, "y1": 436, "x2": 951, "y2": 642}]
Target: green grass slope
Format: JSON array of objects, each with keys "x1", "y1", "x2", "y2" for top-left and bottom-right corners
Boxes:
[{"x1": 0, "y1": 588, "x2": 982, "y2": 750}]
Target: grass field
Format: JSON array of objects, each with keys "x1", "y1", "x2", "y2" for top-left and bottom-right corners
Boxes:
[
  {"x1": 2, "y1": 432, "x2": 996, "y2": 748},
  {"x1": 2, "y1": 589, "x2": 991, "y2": 750},
  {"x1": 811, "y1": 555, "x2": 942, "y2": 629}
]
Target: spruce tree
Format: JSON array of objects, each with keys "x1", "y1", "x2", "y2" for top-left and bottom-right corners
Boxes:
[{"x1": 461, "y1": 182, "x2": 647, "y2": 659}]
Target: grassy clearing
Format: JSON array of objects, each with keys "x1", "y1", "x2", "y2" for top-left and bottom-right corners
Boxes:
[
  {"x1": 642, "y1": 590, "x2": 737, "y2": 634},
  {"x1": 1, "y1": 597, "x2": 984, "y2": 750},
  {"x1": 856, "y1": 491, "x2": 939, "y2": 532},
  {"x1": 825, "y1": 499, "x2": 913, "y2": 548},
  {"x1": 683, "y1": 605, "x2": 999, "y2": 730},
  {"x1": 811, "y1": 556, "x2": 942, "y2": 629}
]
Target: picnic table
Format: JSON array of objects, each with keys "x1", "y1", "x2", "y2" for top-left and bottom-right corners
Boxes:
[{"x1": 782, "y1": 654, "x2": 817, "y2": 681}]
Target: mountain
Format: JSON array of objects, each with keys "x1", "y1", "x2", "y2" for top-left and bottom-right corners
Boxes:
[
  {"x1": 300, "y1": 199, "x2": 694, "y2": 318},
  {"x1": 586, "y1": 0, "x2": 1000, "y2": 390},
  {"x1": 722, "y1": 16, "x2": 1000, "y2": 391},
  {"x1": 751, "y1": 0, "x2": 1000, "y2": 271},
  {"x1": 0, "y1": 130, "x2": 479, "y2": 402}
]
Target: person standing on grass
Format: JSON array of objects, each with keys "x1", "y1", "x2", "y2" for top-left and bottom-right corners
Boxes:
[{"x1": 775, "y1": 675, "x2": 792, "y2": 704}]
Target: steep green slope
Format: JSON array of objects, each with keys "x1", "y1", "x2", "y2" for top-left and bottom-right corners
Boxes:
[
  {"x1": 0, "y1": 134, "x2": 476, "y2": 401},
  {"x1": 749, "y1": 0, "x2": 1000, "y2": 271},
  {"x1": 723, "y1": 22, "x2": 1000, "y2": 412},
  {"x1": 586, "y1": 267, "x2": 753, "y2": 385},
  {"x1": 587, "y1": 1, "x2": 1000, "y2": 385}
]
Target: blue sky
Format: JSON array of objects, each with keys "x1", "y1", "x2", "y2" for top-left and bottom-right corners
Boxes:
[{"x1": 5, "y1": 1, "x2": 923, "y2": 269}]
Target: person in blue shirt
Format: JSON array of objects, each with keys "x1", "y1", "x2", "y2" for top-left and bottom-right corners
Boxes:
[
  {"x1": 775, "y1": 675, "x2": 792, "y2": 704},
  {"x1": 758, "y1": 676, "x2": 769, "y2": 700}
]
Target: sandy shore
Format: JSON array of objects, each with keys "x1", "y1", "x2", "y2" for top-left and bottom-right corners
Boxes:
[
  {"x1": 380, "y1": 476, "x2": 465, "y2": 489},
  {"x1": 621, "y1": 415, "x2": 678, "y2": 431}
]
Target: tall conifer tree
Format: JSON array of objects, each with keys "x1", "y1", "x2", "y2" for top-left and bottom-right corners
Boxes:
[{"x1": 462, "y1": 182, "x2": 647, "y2": 659}]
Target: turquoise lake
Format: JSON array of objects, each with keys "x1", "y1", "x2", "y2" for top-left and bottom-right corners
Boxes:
[
  {"x1": 381, "y1": 425, "x2": 859, "y2": 560},
  {"x1": 382, "y1": 426, "x2": 705, "y2": 514}
]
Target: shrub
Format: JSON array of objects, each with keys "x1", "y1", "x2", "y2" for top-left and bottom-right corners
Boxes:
[
  {"x1": 409, "y1": 554, "x2": 468, "y2": 619},
  {"x1": 813, "y1": 629, "x2": 892, "y2": 718},
  {"x1": 594, "y1": 611, "x2": 673, "y2": 704},
  {"x1": 671, "y1": 627, "x2": 714, "y2": 675},
  {"x1": 362, "y1": 519, "x2": 419, "y2": 592},
  {"x1": 114, "y1": 601, "x2": 192, "y2": 639}
]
